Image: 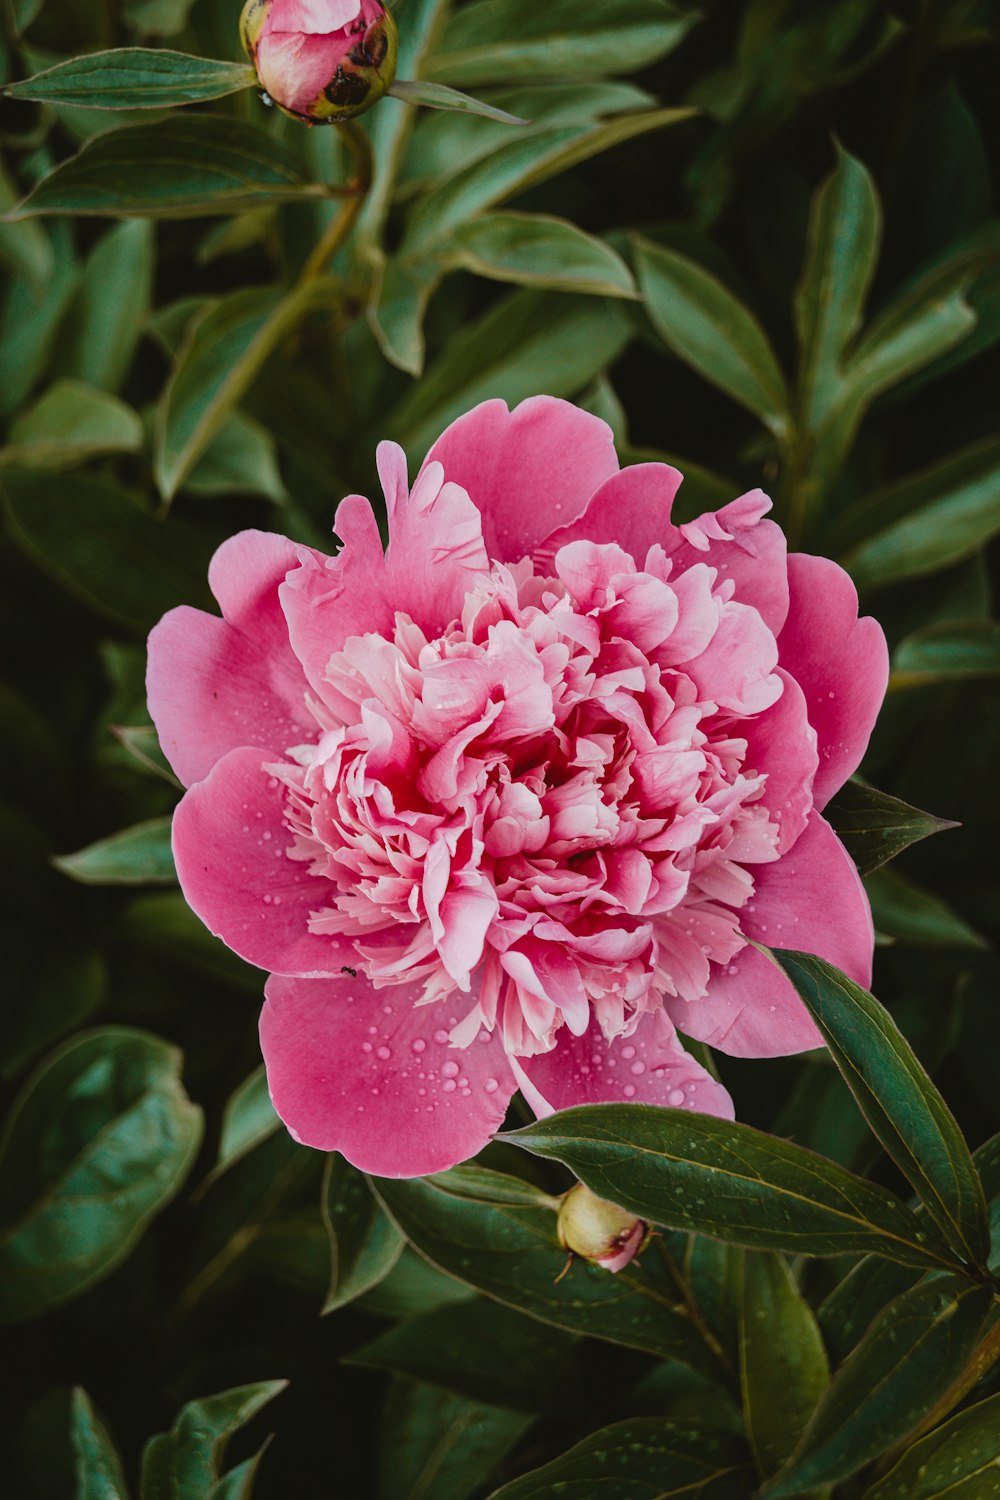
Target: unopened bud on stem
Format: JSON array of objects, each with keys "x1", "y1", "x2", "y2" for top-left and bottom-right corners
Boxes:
[
  {"x1": 240, "y1": 0, "x2": 397, "y2": 124},
  {"x1": 556, "y1": 1182, "x2": 650, "y2": 1274}
]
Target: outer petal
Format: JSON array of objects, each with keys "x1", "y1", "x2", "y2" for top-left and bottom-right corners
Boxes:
[
  {"x1": 666, "y1": 811, "x2": 873, "y2": 1057},
  {"x1": 267, "y1": 0, "x2": 360, "y2": 33},
  {"x1": 147, "y1": 530, "x2": 316, "y2": 788},
  {"x1": 536, "y1": 463, "x2": 682, "y2": 571},
  {"x1": 422, "y1": 396, "x2": 620, "y2": 564},
  {"x1": 741, "y1": 669, "x2": 819, "y2": 853},
  {"x1": 778, "y1": 554, "x2": 889, "y2": 807},
  {"x1": 515, "y1": 1007, "x2": 734, "y2": 1119},
  {"x1": 280, "y1": 450, "x2": 488, "y2": 705},
  {"x1": 256, "y1": 33, "x2": 346, "y2": 113},
  {"x1": 172, "y1": 745, "x2": 357, "y2": 977},
  {"x1": 260, "y1": 974, "x2": 516, "y2": 1175},
  {"x1": 665, "y1": 491, "x2": 790, "y2": 636}
]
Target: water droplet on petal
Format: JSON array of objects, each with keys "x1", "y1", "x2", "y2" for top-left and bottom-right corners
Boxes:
[{"x1": 669, "y1": 1088, "x2": 685, "y2": 1106}]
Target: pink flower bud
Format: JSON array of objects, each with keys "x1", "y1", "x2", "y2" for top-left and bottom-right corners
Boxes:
[
  {"x1": 240, "y1": 0, "x2": 397, "y2": 123},
  {"x1": 556, "y1": 1183, "x2": 650, "y2": 1274}
]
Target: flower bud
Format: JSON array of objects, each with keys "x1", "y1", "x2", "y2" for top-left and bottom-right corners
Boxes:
[
  {"x1": 240, "y1": 0, "x2": 398, "y2": 124},
  {"x1": 556, "y1": 1183, "x2": 650, "y2": 1274}
]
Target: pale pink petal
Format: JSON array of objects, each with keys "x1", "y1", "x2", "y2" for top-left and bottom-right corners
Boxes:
[
  {"x1": 423, "y1": 396, "x2": 620, "y2": 565},
  {"x1": 666, "y1": 491, "x2": 789, "y2": 636},
  {"x1": 741, "y1": 669, "x2": 819, "y2": 853},
  {"x1": 537, "y1": 463, "x2": 682, "y2": 571},
  {"x1": 266, "y1": 0, "x2": 360, "y2": 33},
  {"x1": 666, "y1": 812, "x2": 873, "y2": 1056},
  {"x1": 172, "y1": 745, "x2": 358, "y2": 977},
  {"x1": 147, "y1": 530, "x2": 315, "y2": 788},
  {"x1": 516, "y1": 1007, "x2": 734, "y2": 1118},
  {"x1": 256, "y1": 32, "x2": 347, "y2": 113},
  {"x1": 260, "y1": 974, "x2": 516, "y2": 1175},
  {"x1": 778, "y1": 554, "x2": 889, "y2": 807}
]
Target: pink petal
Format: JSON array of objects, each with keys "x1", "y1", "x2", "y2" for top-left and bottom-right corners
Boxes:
[
  {"x1": 741, "y1": 669, "x2": 819, "y2": 853},
  {"x1": 280, "y1": 448, "x2": 488, "y2": 707},
  {"x1": 666, "y1": 491, "x2": 790, "y2": 636},
  {"x1": 422, "y1": 396, "x2": 620, "y2": 565},
  {"x1": 514, "y1": 1007, "x2": 734, "y2": 1118},
  {"x1": 536, "y1": 463, "x2": 683, "y2": 571},
  {"x1": 666, "y1": 811, "x2": 873, "y2": 1057},
  {"x1": 778, "y1": 555, "x2": 889, "y2": 808},
  {"x1": 147, "y1": 530, "x2": 316, "y2": 788},
  {"x1": 260, "y1": 974, "x2": 516, "y2": 1175},
  {"x1": 172, "y1": 745, "x2": 356, "y2": 977},
  {"x1": 256, "y1": 32, "x2": 347, "y2": 113},
  {"x1": 266, "y1": 0, "x2": 360, "y2": 33}
]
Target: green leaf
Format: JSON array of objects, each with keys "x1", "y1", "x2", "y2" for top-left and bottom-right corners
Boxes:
[
  {"x1": 0, "y1": 1027, "x2": 203, "y2": 1324},
  {"x1": 373, "y1": 1171, "x2": 724, "y2": 1371},
  {"x1": 824, "y1": 780, "x2": 957, "y2": 875},
  {"x1": 501, "y1": 1105, "x2": 958, "y2": 1271},
  {"x1": 0, "y1": 225, "x2": 80, "y2": 420},
  {"x1": 861, "y1": 1392, "x2": 1000, "y2": 1499},
  {"x1": 2, "y1": 467, "x2": 214, "y2": 633},
  {"x1": 892, "y1": 622, "x2": 1000, "y2": 688},
  {"x1": 388, "y1": 79, "x2": 528, "y2": 125},
  {"x1": 433, "y1": 211, "x2": 636, "y2": 297},
  {"x1": 738, "y1": 1252, "x2": 830, "y2": 1478},
  {"x1": 866, "y1": 867, "x2": 988, "y2": 951},
  {"x1": 484, "y1": 1417, "x2": 751, "y2": 1499},
  {"x1": 53, "y1": 816, "x2": 175, "y2": 886},
  {"x1": 425, "y1": 1163, "x2": 560, "y2": 1210},
  {"x1": 634, "y1": 236, "x2": 791, "y2": 437},
  {"x1": 769, "y1": 949, "x2": 990, "y2": 1268},
  {"x1": 110, "y1": 725, "x2": 182, "y2": 787},
  {"x1": 765, "y1": 1276, "x2": 995, "y2": 1496},
  {"x1": 378, "y1": 1380, "x2": 532, "y2": 1500},
  {"x1": 3, "y1": 49, "x2": 256, "y2": 109},
  {"x1": 215, "y1": 1066, "x2": 280, "y2": 1174},
  {"x1": 426, "y1": 0, "x2": 697, "y2": 86},
  {"x1": 184, "y1": 412, "x2": 287, "y2": 503},
  {"x1": 0, "y1": 378, "x2": 142, "y2": 468},
  {"x1": 837, "y1": 435, "x2": 1000, "y2": 591},
  {"x1": 817, "y1": 1255, "x2": 924, "y2": 1367},
  {"x1": 61, "y1": 219, "x2": 153, "y2": 393},
  {"x1": 322, "y1": 1156, "x2": 403, "y2": 1313},
  {"x1": 71, "y1": 1389, "x2": 131, "y2": 1500},
  {"x1": 388, "y1": 290, "x2": 630, "y2": 446},
  {"x1": 6, "y1": 117, "x2": 328, "y2": 219},
  {"x1": 140, "y1": 1382, "x2": 286, "y2": 1500},
  {"x1": 795, "y1": 144, "x2": 881, "y2": 430},
  {"x1": 349, "y1": 1296, "x2": 582, "y2": 1414}
]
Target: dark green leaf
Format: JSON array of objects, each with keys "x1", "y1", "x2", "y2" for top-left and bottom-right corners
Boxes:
[
  {"x1": 818, "y1": 1256, "x2": 924, "y2": 1366},
  {"x1": 140, "y1": 1382, "x2": 285, "y2": 1500},
  {"x1": 373, "y1": 1171, "x2": 723, "y2": 1372},
  {"x1": 215, "y1": 1066, "x2": 280, "y2": 1174},
  {"x1": 54, "y1": 816, "x2": 175, "y2": 886},
  {"x1": 110, "y1": 725, "x2": 181, "y2": 787},
  {"x1": 862, "y1": 1392, "x2": 1000, "y2": 1499},
  {"x1": 502, "y1": 1105, "x2": 958, "y2": 1270},
  {"x1": 3, "y1": 50, "x2": 256, "y2": 109},
  {"x1": 769, "y1": 949, "x2": 990, "y2": 1266},
  {"x1": 322, "y1": 1156, "x2": 402, "y2": 1313},
  {"x1": 484, "y1": 1416, "x2": 751, "y2": 1499},
  {"x1": 766, "y1": 1276, "x2": 994, "y2": 1496},
  {"x1": 349, "y1": 1296, "x2": 582, "y2": 1414},
  {"x1": 434, "y1": 211, "x2": 636, "y2": 298},
  {"x1": 71, "y1": 1389, "x2": 131, "y2": 1500},
  {"x1": 634, "y1": 236, "x2": 791, "y2": 437},
  {"x1": 7, "y1": 117, "x2": 328, "y2": 219},
  {"x1": 378, "y1": 1381, "x2": 532, "y2": 1500},
  {"x1": 866, "y1": 867, "x2": 988, "y2": 951},
  {"x1": 892, "y1": 622, "x2": 1000, "y2": 687},
  {"x1": 61, "y1": 219, "x2": 153, "y2": 393},
  {"x1": 824, "y1": 780, "x2": 957, "y2": 875},
  {"x1": 388, "y1": 79, "x2": 528, "y2": 125},
  {"x1": 738, "y1": 1252, "x2": 829, "y2": 1477},
  {"x1": 0, "y1": 1027, "x2": 203, "y2": 1324}
]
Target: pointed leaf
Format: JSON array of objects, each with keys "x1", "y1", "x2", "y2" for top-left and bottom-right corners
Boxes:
[
  {"x1": 866, "y1": 867, "x2": 988, "y2": 951},
  {"x1": 501, "y1": 1105, "x2": 958, "y2": 1271},
  {"x1": 62, "y1": 220, "x2": 154, "y2": 393},
  {"x1": 140, "y1": 1382, "x2": 286, "y2": 1500},
  {"x1": 322, "y1": 1156, "x2": 403, "y2": 1313},
  {"x1": 738, "y1": 1252, "x2": 830, "y2": 1478},
  {"x1": 824, "y1": 781, "x2": 957, "y2": 875},
  {"x1": 861, "y1": 1393, "x2": 1000, "y2": 1499},
  {"x1": 389, "y1": 79, "x2": 527, "y2": 125},
  {"x1": 378, "y1": 1381, "x2": 532, "y2": 1500},
  {"x1": 71, "y1": 1389, "x2": 131, "y2": 1500},
  {"x1": 3, "y1": 50, "x2": 256, "y2": 109},
  {"x1": 433, "y1": 211, "x2": 636, "y2": 297},
  {"x1": 892, "y1": 622, "x2": 1000, "y2": 687},
  {"x1": 765, "y1": 1276, "x2": 995, "y2": 1496},
  {"x1": 484, "y1": 1417, "x2": 751, "y2": 1499},
  {"x1": 634, "y1": 236, "x2": 791, "y2": 437},
  {"x1": 373, "y1": 1171, "x2": 723, "y2": 1371},
  {"x1": 1, "y1": 379, "x2": 143, "y2": 469},
  {"x1": 53, "y1": 816, "x2": 175, "y2": 886},
  {"x1": 769, "y1": 950, "x2": 990, "y2": 1268},
  {"x1": 216, "y1": 1066, "x2": 280, "y2": 1172}
]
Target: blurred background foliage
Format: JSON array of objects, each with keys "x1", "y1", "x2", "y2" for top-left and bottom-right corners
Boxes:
[{"x1": 0, "y1": 0, "x2": 999, "y2": 1495}]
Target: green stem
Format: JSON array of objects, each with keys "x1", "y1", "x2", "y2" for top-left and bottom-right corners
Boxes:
[{"x1": 300, "y1": 117, "x2": 374, "y2": 283}]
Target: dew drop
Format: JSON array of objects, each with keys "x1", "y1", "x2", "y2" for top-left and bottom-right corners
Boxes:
[
  {"x1": 484, "y1": 1078, "x2": 499, "y2": 1093},
  {"x1": 433, "y1": 1029, "x2": 450, "y2": 1044},
  {"x1": 361, "y1": 1041, "x2": 372, "y2": 1053},
  {"x1": 411, "y1": 1038, "x2": 426, "y2": 1054},
  {"x1": 441, "y1": 1060, "x2": 460, "y2": 1078},
  {"x1": 376, "y1": 1045, "x2": 391, "y2": 1061},
  {"x1": 621, "y1": 1045, "x2": 636, "y2": 1060},
  {"x1": 669, "y1": 1088, "x2": 685, "y2": 1106},
  {"x1": 442, "y1": 1079, "x2": 457, "y2": 1093},
  {"x1": 623, "y1": 1084, "x2": 636, "y2": 1098},
  {"x1": 630, "y1": 1060, "x2": 646, "y2": 1076}
]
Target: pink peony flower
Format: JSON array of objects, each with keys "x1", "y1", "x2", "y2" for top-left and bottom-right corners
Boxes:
[
  {"x1": 240, "y1": 0, "x2": 397, "y2": 122},
  {"x1": 147, "y1": 397, "x2": 888, "y2": 1178}
]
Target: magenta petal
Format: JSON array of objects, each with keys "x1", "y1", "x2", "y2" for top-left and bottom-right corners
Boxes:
[
  {"x1": 778, "y1": 555, "x2": 889, "y2": 807},
  {"x1": 172, "y1": 745, "x2": 353, "y2": 977},
  {"x1": 516, "y1": 1008, "x2": 734, "y2": 1119},
  {"x1": 260, "y1": 974, "x2": 516, "y2": 1175},
  {"x1": 667, "y1": 812, "x2": 872, "y2": 1057},
  {"x1": 147, "y1": 530, "x2": 315, "y2": 787},
  {"x1": 742, "y1": 669, "x2": 819, "y2": 853},
  {"x1": 536, "y1": 463, "x2": 683, "y2": 570},
  {"x1": 422, "y1": 396, "x2": 620, "y2": 564}
]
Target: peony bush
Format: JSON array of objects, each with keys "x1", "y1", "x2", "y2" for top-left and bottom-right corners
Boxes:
[{"x1": 148, "y1": 395, "x2": 887, "y2": 1175}]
